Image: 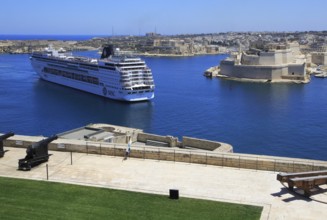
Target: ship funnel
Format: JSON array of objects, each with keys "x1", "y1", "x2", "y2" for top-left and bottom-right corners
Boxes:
[{"x1": 101, "y1": 45, "x2": 115, "y2": 59}]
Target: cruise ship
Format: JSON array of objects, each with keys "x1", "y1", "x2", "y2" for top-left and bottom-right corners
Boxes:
[{"x1": 30, "y1": 45, "x2": 155, "y2": 102}]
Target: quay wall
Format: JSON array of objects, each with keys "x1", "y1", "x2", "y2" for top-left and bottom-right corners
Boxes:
[{"x1": 3, "y1": 135, "x2": 327, "y2": 173}]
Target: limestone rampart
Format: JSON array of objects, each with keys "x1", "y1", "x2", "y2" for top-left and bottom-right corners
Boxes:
[
  {"x1": 182, "y1": 136, "x2": 233, "y2": 152},
  {"x1": 3, "y1": 135, "x2": 327, "y2": 173},
  {"x1": 137, "y1": 133, "x2": 179, "y2": 147}
]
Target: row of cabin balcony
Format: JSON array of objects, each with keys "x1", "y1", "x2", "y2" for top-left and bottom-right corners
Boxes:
[
  {"x1": 120, "y1": 79, "x2": 154, "y2": 83},
  {"x1": 120, "y1": 68, "x2": 150, "y2": 73},
  {"x1": 119, "y1": 65, "x2": 147, "y2": 69},
  {"x1": 121, "y1": 82, "x2": 153, "y2": 88},
  {"x1": 127, "y1": 78, "x2": 154, "y2": 82},
  {"x1": 121, "y1": 75, "x2": 153, "y2": 80},
  {"x1": 121, "y1": 73, "x2": 153, "y2": 78}
]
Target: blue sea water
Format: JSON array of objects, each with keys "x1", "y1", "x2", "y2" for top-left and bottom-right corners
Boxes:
[{"x1": 0, "y1": 51, "x2": 327, "y2": 160}]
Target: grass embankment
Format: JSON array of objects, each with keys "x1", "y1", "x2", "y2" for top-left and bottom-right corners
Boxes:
[{"x1": 0, "y1": 177, "x2": 262, "y2": 220}]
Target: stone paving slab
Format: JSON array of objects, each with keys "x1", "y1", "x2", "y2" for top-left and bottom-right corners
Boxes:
[{"x1": 1, "y1": 147, "x2": 327, "y2": 220}]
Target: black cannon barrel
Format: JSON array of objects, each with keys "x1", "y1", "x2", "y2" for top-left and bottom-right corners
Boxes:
[
  {"x1": 33, "y1": 135, "x2": 58, "y2": 148},
  {"x1": 26, "y1": 135, "x2": 58, "y2": 159},
  {"x1": 0, "y1": 132, "x2": 15, "y2": 141},
  {"x1": 0, "y1": 132, "x2": 14, "y2": 157},
  {"x1": 18, "y1": 135, "x2": 58, "y2": 171}
]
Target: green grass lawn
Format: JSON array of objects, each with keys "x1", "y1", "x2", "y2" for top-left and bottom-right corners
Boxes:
[{"x1": 0, "y1": 176, "x2": 262, "y2": 220}]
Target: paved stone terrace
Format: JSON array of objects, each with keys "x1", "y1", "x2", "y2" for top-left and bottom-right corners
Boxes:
[{"x1": 1, "y1": 147, "x2": 326, "y2": 220}]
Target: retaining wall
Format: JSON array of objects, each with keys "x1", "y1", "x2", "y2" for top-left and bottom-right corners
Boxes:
[{"x1": 3, "y1": 135, "x2": 327, "y2": 173}]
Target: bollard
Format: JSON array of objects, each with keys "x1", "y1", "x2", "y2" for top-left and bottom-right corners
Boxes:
[
  {"x1": 169, "y1": 189, "x2": 179, "y2": 199},
  {"x1": 205, "y1": 152, "x2": 207, "y2": 166},
  {"x1": 174, "y1": 150, "x2": 175, "y2": 163},
  {"x1": 222, "y1": 154, "x2": 224, "y2": 168}
]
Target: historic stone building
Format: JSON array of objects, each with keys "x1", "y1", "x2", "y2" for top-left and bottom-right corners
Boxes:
[{"x1": 219, "y1": 41, "x2": 309, "y2": 83}]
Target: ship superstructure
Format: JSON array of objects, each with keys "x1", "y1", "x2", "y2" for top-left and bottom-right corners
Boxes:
[{"x1": 30, "y1": 45, "x2": 155, "y2": 101}]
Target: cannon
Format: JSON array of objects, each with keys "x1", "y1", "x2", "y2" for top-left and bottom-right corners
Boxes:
[
  {"x1": 0, "y1": 132, "x2": 15, "y2": 157},
  {"x1": 18, "y1": 135, "x2": 58, "y2": 171}
]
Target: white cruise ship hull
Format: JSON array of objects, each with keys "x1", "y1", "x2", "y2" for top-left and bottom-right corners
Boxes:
[
  {"x1": 30, "y1": 49, "x2": 155, "y2": 102},
  {"x1": 34, "y1": 70, "x2": 154, "y2": 101}
]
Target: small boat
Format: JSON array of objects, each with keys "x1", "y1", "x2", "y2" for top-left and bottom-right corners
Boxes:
[{"x1": 314, "y1": 71, "x2": 327, "y2": 78}]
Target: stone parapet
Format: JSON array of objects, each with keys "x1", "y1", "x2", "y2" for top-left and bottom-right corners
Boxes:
[
  {"x1": 137, "y1": 133, "x2": 179, "y2": 147},
  {"x1": 3, "y1": 135, "x2": 327, "y2": 173},
  {"x1": 182, "y1": 136, "x2": 233, "y2": 152}
]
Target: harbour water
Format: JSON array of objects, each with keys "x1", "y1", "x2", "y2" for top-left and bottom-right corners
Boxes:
[{"x1": 0, "y1": 50, "x2": 327, "y2": 160}]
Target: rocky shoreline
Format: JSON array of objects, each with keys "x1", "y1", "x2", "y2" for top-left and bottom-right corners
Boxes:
[
  {"x1": 0, "y1": 39, "x2": 224, "y2": 56},
  {"x1": 0, "y1": 34, "x2": 227, "y2": 56}
]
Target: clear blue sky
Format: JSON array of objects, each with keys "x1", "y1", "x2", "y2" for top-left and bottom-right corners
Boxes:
[{"x1": 0, "y1": 0, "x2": 326, "y2": 35}]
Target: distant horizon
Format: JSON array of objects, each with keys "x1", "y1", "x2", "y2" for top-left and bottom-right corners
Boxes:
[{"x1": 1, "y1": 29, "x2": 327, "y2": 37}]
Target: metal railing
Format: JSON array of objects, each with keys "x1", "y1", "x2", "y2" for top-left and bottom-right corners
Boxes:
[
  {"x1": 4, "y1": 138, "x2": 326, "y2": 173},
  {"x1": 71, "y1": 141, "x2": 327, "y2": 173}
]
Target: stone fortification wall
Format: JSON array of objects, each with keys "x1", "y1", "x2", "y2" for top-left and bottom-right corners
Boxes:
[
  {"x1": 182, "y1": 136, "x2": 233, "y2": 152},
  {"x1": 241, "y1": 50, "x2": 293, "y2": 66},
  {"x1": 241, "y1": 54, "x2": 260, "y2": 65},
  {"x1": 221, "y1": 60, "x2": 286, "y2": 80},
  {"x1": 3, "y1": 135, "x2": 327, "y2": 173},
  {"x1": 220, "y1": 60, "x2": 235, "y2": 77},
  {"x1": 137, "y1": 133, "x2": 179, "y2": 147},
  {"x1": 282, "y1": 50, "x2": 294, "y2": 64},
  {"x1": 254, "y1": 50, "x2": 293, "y2": 65},
  {"x1": 257, "y1": 51, "x2": 277, "y2": 65},
  {"x1": 220, "y1": 47, "x2": 306, "y2": 81},
  {"x1": 220, "y1": 59, "x2": 306, "y2": 81},
  {"x1": 311, "y1": 52, "x2": 327, "y2": 65},
  {"x1": 287, "y1": 63, "x2": 306, "y2": 76}
]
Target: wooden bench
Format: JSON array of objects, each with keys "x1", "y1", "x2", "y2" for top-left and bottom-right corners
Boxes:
[
  {"x1": 277, "y1": 170, "x2": 327, "y2": 183},
  {"x1": 277, "y1": 170, "x2": 327, "y2": 197},
  {"x1": 289, "y1": 175, "x2": 327, "y2": 197}
]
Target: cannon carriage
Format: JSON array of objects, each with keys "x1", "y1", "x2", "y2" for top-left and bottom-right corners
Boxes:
[{"x1": 18, "y1": 135, "x2": 58, "y2": 171}]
